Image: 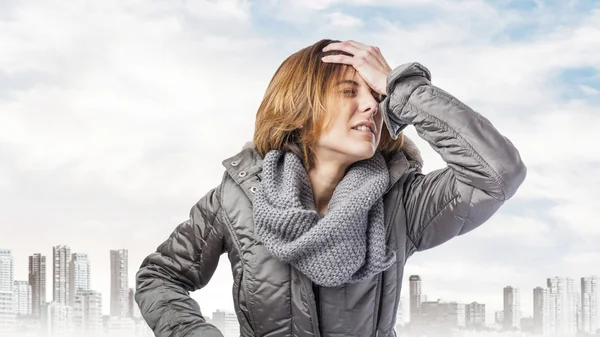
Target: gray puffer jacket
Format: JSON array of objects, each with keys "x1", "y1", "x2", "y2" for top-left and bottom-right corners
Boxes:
[{"x1": 135, "y1": 62, "x2": 527, "y2": 337}]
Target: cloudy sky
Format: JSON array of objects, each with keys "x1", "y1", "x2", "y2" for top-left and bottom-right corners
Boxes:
[{"x1": 1, "y1": 0, "x2": 599, "y2": 324}]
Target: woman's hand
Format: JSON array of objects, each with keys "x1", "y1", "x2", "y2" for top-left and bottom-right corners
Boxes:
[{"x1": 321, "y1": 40, "x2": 392, "y2": 96}]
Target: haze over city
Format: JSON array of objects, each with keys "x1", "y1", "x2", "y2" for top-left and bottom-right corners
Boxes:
[{"x1": 1, "y1": 0, "x2": 599, "y2": 336}]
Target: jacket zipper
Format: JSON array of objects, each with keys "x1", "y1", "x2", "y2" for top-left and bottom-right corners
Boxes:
[
  {"x1": 300, "y1": 276, "x2": 322, "y2": 337},
  {"x1": 371, "y1": 274, "x2": 382, "y2": 337},
  {"x1": 374, "y1": 186, "x2": 400, "y2": 337}
]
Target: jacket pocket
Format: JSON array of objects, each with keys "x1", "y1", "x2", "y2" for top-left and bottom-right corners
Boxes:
[{"x1": 234, "y1": 269, "x2": 255, "y2": 336}]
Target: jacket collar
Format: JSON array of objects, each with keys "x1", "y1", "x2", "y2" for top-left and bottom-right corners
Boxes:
[{"x1": 221, "y1": 135, "x2": 423, "y2": 195}]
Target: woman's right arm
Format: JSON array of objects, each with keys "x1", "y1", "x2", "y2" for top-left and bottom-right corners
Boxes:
[{"x1": 135, "y1": 187, "x2": 226, "y2": 337}]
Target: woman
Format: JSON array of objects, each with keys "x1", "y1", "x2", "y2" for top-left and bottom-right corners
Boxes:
[{"x1": 135, "y1": 39, "x2": 526, "y2": 337}]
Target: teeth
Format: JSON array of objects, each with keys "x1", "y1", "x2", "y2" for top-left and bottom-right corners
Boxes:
[{"x1": 354, "y1": 125, "x2": 371, "y2": 132}]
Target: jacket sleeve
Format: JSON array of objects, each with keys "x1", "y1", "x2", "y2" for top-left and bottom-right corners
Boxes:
[
  {"x1": 380, "y1": 62, "x2": 527, "y2": 252},
  {"x1": 135, "y1": 187, "x2": 226, "y2": 337}
]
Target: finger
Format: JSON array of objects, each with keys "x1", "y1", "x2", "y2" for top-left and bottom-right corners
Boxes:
[
  {"x1": 322, "y1": 41, "x2": 363, "y2": 56},
  {"x1": 335, "y1": 40, "x2": 376, "y2": 53},
  {"x1": 323, "y1": 42, "x2": 383, "y2": 70},
  {"x1": 327, "y1": 41, "x2": 386, "y2": 69},
  {"x1": 339, "y1": 40, "x2": 381, "y2": 59},
  {"x1": 359, "y1": 44, "x2": 386, "y2": 68},
  {"x1": 321, "y1": 54, "x2": 358, "y2": 66},
  {"x1": 343, "y1": 40, "x2": 370, "y2": 50}
]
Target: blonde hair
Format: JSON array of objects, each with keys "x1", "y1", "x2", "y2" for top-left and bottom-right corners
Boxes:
[{"x1": 253, "y1": 39, "x2": 404, "y2": 168}]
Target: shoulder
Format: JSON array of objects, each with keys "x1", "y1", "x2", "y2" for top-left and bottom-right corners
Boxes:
[
  {"x1": 217, "y1": 142, "x2": 263, "y2": 207},
  {"x1": 216, "y1": 137, "x2": 424, "y2": 197}
]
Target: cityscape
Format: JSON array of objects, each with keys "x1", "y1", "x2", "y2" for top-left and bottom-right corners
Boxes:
[
  {"x1": 0, "y1": 246, "x2": 235, "y2": 337},
  {"x1": 400, "y1": 276, "x2": 599, "y2": 337},
  {"x1": 0, "y1": 246, "x2": 597, "y2": 337}
]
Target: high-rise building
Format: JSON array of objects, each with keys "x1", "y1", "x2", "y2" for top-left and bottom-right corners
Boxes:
[
  {"x1": 0, "y1": 249, "x2": 14, "y2": 292},
  {"x1": 128, "y1": 288, "x2": 135, "y2": 318},
  {"x1": 42, "y1": 301, "x2": 73, "y2": 337},
  {"x1": 0, "y1": 291, "x2": 16, "y2": 335},
  {"x1": 503, "y1": 286, "x2": 520, "y2": 330},
  {"x1": 69, "y1": 253, "x2": 91, "y2": 306},
  {"x1": 465, "y1": 302, "x2": 486, "y2": 329},
  {"x1": 520, "y1": 317, "x2": 534, "y2": 333},
  {"x1": 409, "y1": 275, "x2": 425, "y2": 326},
  {"x1": 420, "y1": 299, "x2": 466, "y2": 331},
  {"x1": 0, "y1": 249, "x2": 15, "y2": 334},
  {"x1": 110, "y1": 249, "x2": 129, "y2": 317},
  {"x1": 495, "y1": 310, "x2": 504, "y2": 326},
  {"x1": 29, "y1": 253, "x2": 46, "y2": 317},
  {"x1": 533, "y1": 286, "x2": 551, "y2": 335},
  {"x1": 72, "y1": 290, "x2": 103, "y2": 337},
  {"x1": 547, "y1": 277, "x2": 577, "y2": 336},
  {"x1": 581, "y1": 276, "x2": 598, "y2": 334},
  {"x1": 395, "y1": 296, "x2": 404, "y2": 330},
  {"x1": 13, "y1": 280, "x2": 32, "y2": 315},
  {"x1": 53, "y1": 245, "x2": 71, "y2": 305},
  {"x1": 575, "y1": 292, "x2": 582, "y2": 332},
  {"x1": 106, "y1": 317, "x2": 136, "y2": 336},
  {"x1": 211, "y1": 309, "x2": 240, "y2": 337}
]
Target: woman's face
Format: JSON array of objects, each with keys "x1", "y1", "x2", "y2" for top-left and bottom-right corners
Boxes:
[{"x1": 313, "y1": 70, "x2": 384, "y2": 165}]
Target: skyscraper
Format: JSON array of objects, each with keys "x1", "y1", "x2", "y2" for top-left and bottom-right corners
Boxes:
[
  {"x1": 503, "y1": 286, "x2": 520, "y2": 330},
  {"x1": 69, "y1": 253, "x2": 91, "y2": 306},
  {"x1": 533, "y1": 286, "x2": 551, "y2": 335},
  {"x1": 547, "y1": 277, "x2": 577, "y2": 335},
  {"x1": 53, "y1": 245, "x2": 71, "y2": 305},
  {"x1": 128, "y1": 288, "x2": 135, "y2": 318},
  {"x1": 13, "y1": 280, "x2": 32, "y2": 315},
  {"x1": 395, "y1": 296, "x2": 404, "y2": 329},
  {"x1": 29, "y1": 253, "x2": 46, "y2": 317},
  {"x1": 581, "y1": 276, "x2": 598, "y2": 334},
  {"x1": 211, "y1": 309, "x2": 240, "y2": 337},
  {"x1": 409, "y1": 275, "x2": 425, "y2": 326},
  {"x1": 0, "y1": 249, "x2": 14, "y2": 292},
  {"x1": 72, "y1": 290, "x2": 103, "y2": 336},
  {"x1": 420, "y1": 299, "x2": 466, "y2": 331},
  {"x1": 0, "y1": 291, "x2": 16, "y2": 335},
  {"x1": 42, "y1": 301, "x2": 73, "y2": 336},
  {"x1": 110, "y1": 249, "x2": 128, "y2": 317},
  {"x1": 465, "y1": 302, "x2": 486, "y2": 329}
]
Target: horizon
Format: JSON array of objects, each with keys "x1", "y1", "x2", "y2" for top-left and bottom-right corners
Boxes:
[{"x1": 1, "y1": 0, "x2": 599, "y2": 335}]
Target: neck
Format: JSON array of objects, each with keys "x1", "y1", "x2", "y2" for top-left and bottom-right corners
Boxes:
[{"x1": 307, "y1": 158, "x2": 349, "y2": 215}]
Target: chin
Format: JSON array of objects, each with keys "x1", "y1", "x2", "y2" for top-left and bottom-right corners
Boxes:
[{"x1": 343, "y1": 141, "x2": 378, "y2": 162}]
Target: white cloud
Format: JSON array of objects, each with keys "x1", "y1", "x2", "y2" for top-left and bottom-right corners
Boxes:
[
  {"x1": 326, "y1": 12, "x2": 364, "y2": 29},
  {"x1": 580, "y1": 84, "x2": 600, "y2": 95},
  {"x1": 1, "y1": 0, "x2": 598, "y2": 322},
  {"x1": 467, "y1": 214, "x2": 554, "y2": 247},
  {"x1": 185, "y1": 0, "x2": 252, "y2": 21},
  {"x1": 560, "y1": 252, "x2": 600, "y2": 274}
]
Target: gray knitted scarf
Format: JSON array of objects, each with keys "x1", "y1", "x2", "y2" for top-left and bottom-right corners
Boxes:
[{"x1": 253, "y1": 150, "x2": 396, "y2": 287}]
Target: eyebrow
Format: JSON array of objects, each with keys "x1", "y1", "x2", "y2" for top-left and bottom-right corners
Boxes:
[
  {"x1": 335, "y1": 79, "x2": 381, "y2": 97},
  {"x1": 335, "y1": 80, "x2": 360, "y2": 86}
]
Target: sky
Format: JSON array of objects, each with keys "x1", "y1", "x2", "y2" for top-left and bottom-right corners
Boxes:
[{"x1": 1, "y1": 0, "x2": 599, "y2": 325}]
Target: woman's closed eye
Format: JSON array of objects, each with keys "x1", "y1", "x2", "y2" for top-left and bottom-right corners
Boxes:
[{"x1": 342, "y1": 88, "x2": 357, "y2": 96}]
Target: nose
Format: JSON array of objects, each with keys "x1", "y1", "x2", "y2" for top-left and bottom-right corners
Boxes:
[{"x1": 360, "y1": 95, "x2": 379, "y2": 117}]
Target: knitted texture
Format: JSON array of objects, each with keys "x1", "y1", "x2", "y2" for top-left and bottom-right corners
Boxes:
[{"x1": 253, "y1": 150, "x2": 396, "y2": 287}]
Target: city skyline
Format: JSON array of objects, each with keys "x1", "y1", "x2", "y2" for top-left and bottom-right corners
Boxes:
[
  {"x1": 1, "y1": 244, "x2": 598, "y2": 336},
  {"x1": 1, "y1": 246, "x2": 598, "y2": 323},
  {"x1": 1, "y1": 0, "x2": 599, "y2": 335}
]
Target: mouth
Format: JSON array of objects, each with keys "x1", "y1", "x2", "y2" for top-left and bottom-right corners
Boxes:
[{"x1": 351, "y1": 121, "x2": 376, "y2": 135}]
